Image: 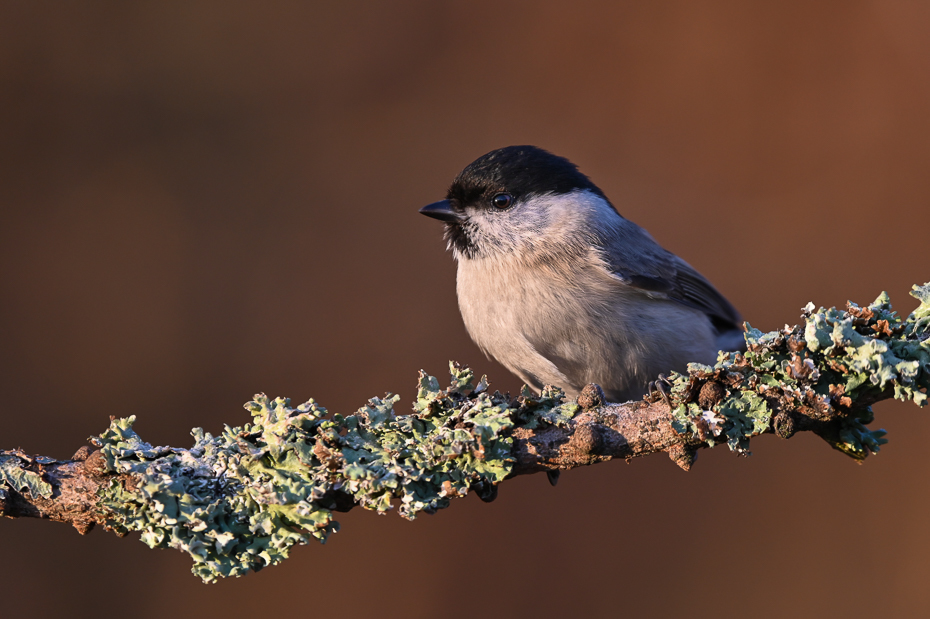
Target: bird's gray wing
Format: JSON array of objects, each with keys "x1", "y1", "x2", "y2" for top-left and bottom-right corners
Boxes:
[{"x1": 597, "y1": 224, "x2": 742, "y2": 332}]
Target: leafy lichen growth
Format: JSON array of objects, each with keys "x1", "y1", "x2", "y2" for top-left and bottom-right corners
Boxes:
[
  {"x1": 91, "y1": 362, "x2": 577, "y2": 583},
  {"x1": 669, "y1": 284, "x2": 930, "y2": 458},
  {"x1": 0, "y1": 453, "x2": 53, "y2": 501},
  {"x1": 66, "y1": 285, "x2": 929, "y2": 582}
]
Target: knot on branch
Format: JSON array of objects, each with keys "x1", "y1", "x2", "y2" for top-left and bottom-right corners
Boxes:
[
  {"x1": 773, "y1": 412, "x2": 796, "y2": 439},
  {"x1": 82, "y1": 450, "x2": 108, "y2": 477},
  {"x1": 566, "y1": 424, "x2": 606, "y2": 459},
  {"x1": 578, "y1": 383, "x2": 606, "y2": 410},
  {"x1": 698, "y1": 381, "x2": 726, "y2": 409},
  {"x1": 667, "y1": 444, "x2": 698, "y2": 471}
]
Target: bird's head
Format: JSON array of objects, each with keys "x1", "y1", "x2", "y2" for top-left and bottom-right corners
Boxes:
[{"x1": 420, "y1": 145, "x2": 620, "y2": 260}]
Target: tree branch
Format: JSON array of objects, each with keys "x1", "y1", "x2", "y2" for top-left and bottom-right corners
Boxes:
[{"x1": 2, "y1": 283, "x2": 929, "y2": 582}]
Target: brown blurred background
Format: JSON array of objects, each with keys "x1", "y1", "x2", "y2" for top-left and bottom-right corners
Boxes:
[{"x1": 2, "y1": 2, "x2": 929, "y2": 617}]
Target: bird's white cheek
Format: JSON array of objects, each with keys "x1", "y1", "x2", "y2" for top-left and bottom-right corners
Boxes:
[{"x1": 464, "y1": 211, "x2": 521, "y2": 254}]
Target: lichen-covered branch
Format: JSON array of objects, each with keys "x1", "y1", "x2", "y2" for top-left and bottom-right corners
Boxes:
[{"x1": 2, "y1": 284, "x2": 929, "y2": 583}]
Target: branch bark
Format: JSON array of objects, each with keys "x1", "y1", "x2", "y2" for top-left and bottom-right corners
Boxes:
[
  {"x1": 0, "y1": 446, "x2": 105, "y2": 533},
  {"x1": 0, "y1": 381, "x2": 887, "y2": 527}
]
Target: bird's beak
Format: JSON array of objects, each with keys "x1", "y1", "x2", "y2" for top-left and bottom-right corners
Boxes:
[{"x1": 419, "y1": 200, "x2": 463, "y2": 223}]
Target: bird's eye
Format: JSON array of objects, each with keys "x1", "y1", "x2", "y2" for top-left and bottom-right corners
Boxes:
[{"x1": 491, "y1": 193, "x2": 513, "y2": 209}]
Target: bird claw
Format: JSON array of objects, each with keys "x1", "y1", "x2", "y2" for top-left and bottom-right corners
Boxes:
[{"x1": 648, "y1": 373, "x2": 674, "y2": 409}]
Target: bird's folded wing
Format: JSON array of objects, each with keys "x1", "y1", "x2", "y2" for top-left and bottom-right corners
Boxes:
[{"x1": 598, "y1": 232, "x2": 742, "y2": 332}]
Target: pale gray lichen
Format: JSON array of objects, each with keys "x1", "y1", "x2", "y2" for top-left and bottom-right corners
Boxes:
[
  {"x1": 670, "y1": 283, "x2": 930, "y2": 458},
  {"x1": 0, "y1": 453, "x2": 54, "y2": 500},
  {"x1": 91, "y1": 362, "x2": 577, "y2": 583},
  {"x1": 76, "y1": 285, "x2": 929, "y2": 582}
]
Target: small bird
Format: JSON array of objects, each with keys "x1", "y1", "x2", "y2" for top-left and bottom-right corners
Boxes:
[{"x1": 420, "y1": 145, "x2": 744, "y2": 403}]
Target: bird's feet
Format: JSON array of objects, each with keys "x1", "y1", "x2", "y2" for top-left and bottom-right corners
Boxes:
[{"x1": 648, "y1": 373, "x2": 674, "y2": 409}]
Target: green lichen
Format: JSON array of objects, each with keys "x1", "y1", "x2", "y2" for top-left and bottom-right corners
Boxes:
[
  {"x1": 91, "y1": 361, "x2": 575, "y2": 583},
  {"x1": 669, "y1": 284, "x2": 930, "y2": 458},
  {"x1": 512, "y1": 384, "x2": 580, "y2": 429},
  {"x1": 80, "y1": 284, "x2": 930, "y2": 583},
  {"x1": 0, "y1": 454, "x2": 53, "y2": 500}
]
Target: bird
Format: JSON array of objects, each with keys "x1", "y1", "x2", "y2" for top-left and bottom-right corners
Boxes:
[{"x1": 419, "y1": 145, "x2": 744, "y2": 403}]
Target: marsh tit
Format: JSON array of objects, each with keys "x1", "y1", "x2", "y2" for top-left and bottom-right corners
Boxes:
[{"x1": 420, "y1": 145, "x2": 744, "y2": 403}]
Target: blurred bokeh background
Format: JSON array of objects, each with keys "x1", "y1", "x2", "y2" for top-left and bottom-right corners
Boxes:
[{"x1": 2, "y1": 2, "x2": 929, "y2": 617}]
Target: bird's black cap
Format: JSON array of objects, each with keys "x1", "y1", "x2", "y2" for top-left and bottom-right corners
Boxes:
[{"x1": 446, "y1": 145, "x2": 606, "y2": 205}]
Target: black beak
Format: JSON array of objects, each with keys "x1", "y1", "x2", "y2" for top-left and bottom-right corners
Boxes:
[{"x1": 419, "y1": 200, "x2": 463, "y2": 223}]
